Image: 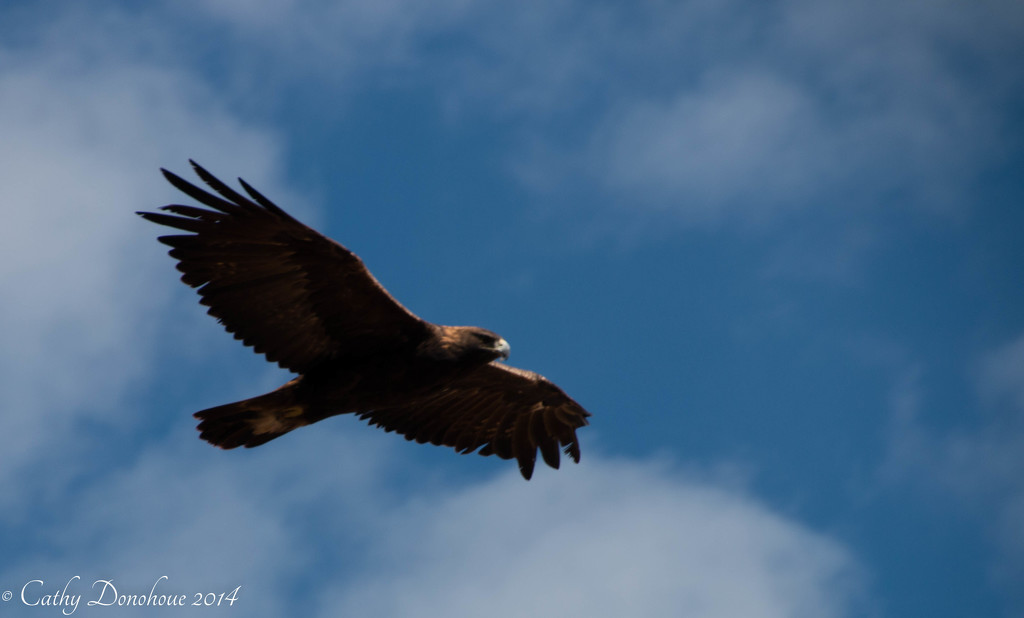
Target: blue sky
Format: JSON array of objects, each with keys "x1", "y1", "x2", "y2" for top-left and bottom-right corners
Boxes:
[{"x1": 1, "y1": 1, "x2": 1022, "y2": 616}]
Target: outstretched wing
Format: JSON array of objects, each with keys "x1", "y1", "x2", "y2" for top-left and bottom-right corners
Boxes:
[
  {"x1": 138, "y1": 161, "x2": 429, "y2": 374},
  {"x1": 358, "y1": 363, "x2": 591, "y2": 480}
]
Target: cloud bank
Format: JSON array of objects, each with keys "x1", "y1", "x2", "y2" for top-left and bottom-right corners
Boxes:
[{"x1": 326, "y1": 460, "x2": 863, "y2": 618}]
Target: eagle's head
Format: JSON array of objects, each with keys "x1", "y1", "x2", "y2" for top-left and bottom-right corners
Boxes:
[
  {"x1": 426, "y1": 325, "x2": 510, "y2": 365},
  {"x1": 466, "y1": 327, "x2": 511, "y2": 361}
]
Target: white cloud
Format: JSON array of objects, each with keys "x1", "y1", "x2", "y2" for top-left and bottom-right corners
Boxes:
[
  {"x1": 592, "y1": 72, "x2": 830, "y2": 222},
  {"x1": 881, "y1": 334, "x2": 1024, "y2": 592},
  {"x1": 970, "y1": 335, "x2": 1024, "y2": 568},
  {"x1": 512, "y1": 0, "x2": 1020, "y2": 223},
  {"x1": 892, "y1": 337, "x2": 1024, "y2": 507},
  {"x1": 324, "y1": 460, "x2": 864, "y2": 618},
  {"x1": 0, "y1": 422, "x2": 397, "y2": 617},
  {"x1": 2, "y1": 440, "x2": 866, "y2": 618},
  {"x1": 0, "y1": 23, "x2": 285, "y2": 501},
  {"x1": 979, "y1": 333, "x2": 1024, "y2": 411},
  {"x1": 140, "y1": 0, "x2": 1023, "y2": 226},
  {"x1": 183, "y1": 0, "x2": 476, "y2": 84}
]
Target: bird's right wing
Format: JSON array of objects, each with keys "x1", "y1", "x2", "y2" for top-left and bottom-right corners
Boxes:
[{"x1": 359, "y1": 362, "x2": 591, "y2": 479}]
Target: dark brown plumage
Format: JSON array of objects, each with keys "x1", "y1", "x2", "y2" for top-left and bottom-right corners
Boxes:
[{"x1": 139, "y1": 161, "x2": 590, "y2": 479}]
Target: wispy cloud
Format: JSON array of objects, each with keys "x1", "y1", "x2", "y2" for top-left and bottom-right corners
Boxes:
[
  {"x1": 143, "y1": 1, "x2": 1024, "y2": 225},
  {"x1": 325, "y1": 460, "x2": 864, "y2": 618},
  {"x1": 979, "y1": 333, "x2": 1024, "y2": 411},
  {"x1": 881, "y1": 333, "x2": 1024, "y2": 595},
  {"x1": 969, "y1": 335, "x2": 1024, "y2": 575},
  {"x1": 3, "y1": 439, "x2": 867, "y2": 618},
  {"x1": 557, "y1": 0, "x2": 1019, "y2": 222},
  {"x1": 589, "y1": 71, "x2": 831, "y2": 221},
  {"x1": 0, "y1": 20, "x2": 283, "y2": 506}
]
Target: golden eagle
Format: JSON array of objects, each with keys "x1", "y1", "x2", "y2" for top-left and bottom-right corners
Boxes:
[{"x1": 139, "y1": 161, "x2": 590, "y2": 479}]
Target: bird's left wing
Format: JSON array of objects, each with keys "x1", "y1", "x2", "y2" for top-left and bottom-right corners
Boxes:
[
  {"x1": 138, "y1": 161, "x2": 430, "y2": 374},
  {"x1": 358, "y1": 363, "x2": 590, "y2": 480}
]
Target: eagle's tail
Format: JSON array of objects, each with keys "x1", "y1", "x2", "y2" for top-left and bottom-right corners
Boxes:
[{"x1": 193, "y1": 380, "x2": 310, "y2": 449}]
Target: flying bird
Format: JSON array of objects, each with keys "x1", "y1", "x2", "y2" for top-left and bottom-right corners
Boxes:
[{"x1": 139, "y1": 161, "x2": 590, "y2": 479}]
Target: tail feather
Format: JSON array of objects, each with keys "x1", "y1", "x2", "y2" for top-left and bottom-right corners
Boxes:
[{"x1": 194, "y1": 386, "x2": 309, "y2": 449}]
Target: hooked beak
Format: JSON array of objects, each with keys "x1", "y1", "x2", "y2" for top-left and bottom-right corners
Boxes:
[{"x1": 495, "y1": 338, "x2": 510, "y2": 360}]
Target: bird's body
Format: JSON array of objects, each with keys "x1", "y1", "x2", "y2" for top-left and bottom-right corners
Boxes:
[{"x1": 139, "y1": 162, "x2": 589, "y2": 479}]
